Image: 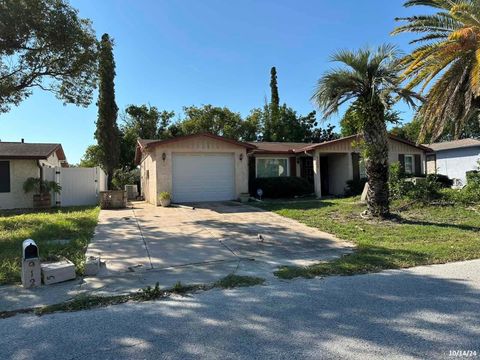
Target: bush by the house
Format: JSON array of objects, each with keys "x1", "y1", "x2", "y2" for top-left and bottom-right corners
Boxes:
[
  {"x1": 388, "y1": 162, "x2": 442, "y2": 203},
  {"x1": 345, "y1": 177, "x2": 367, "y2": 196},
  {"x1": 252, "y1": 177, "x2": 314, "y2": 198},
  {"x1": 466, "y1": 170, "x2": 480, "y2": 186},
  {"x1": 112, "y1": 167, "x2": 140, "y2": 190}
]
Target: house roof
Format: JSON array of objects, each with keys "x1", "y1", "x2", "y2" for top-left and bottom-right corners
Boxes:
[
  {"x1": 300, "y1": 134, "x2": 432, "y2": 152},
  {"x1": 247, "y1": 141, "x2": 314, "y2": 154},
  {"x1": 0, "y1": 141, "x2": 66, "y2": 161},
  {"x1": 135, "y1": 133, "x2": 257, "y2": 164},
  {"x1": 424, "y1": 138, "x2": 480, "y2": 152}
]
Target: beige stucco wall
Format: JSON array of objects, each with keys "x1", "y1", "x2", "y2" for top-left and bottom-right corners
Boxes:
[
  {"x1": 140, "y1": 136, "x2": 249, "y2": 205},
  {"x1": 0, "y1": 159, "x2": 39, "y2": 210},
  {"x1": 140, "y1": 152, "x2": 157, "y2": 205},
  {"x1": 313, "y1": 138, "x2": 427, "y2": 197}
]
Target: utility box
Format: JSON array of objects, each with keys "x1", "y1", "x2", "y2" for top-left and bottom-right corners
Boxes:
[
  {"x1": 21, "y1": 239, "x2": 41, "y2": 288},
  {"x1": 41, "y1": 260, "x2": 76, "y2": 285}
]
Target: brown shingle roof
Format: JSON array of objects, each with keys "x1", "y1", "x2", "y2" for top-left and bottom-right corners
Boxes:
[
  {"x1": 0, "y1": 142, "x2": 66, "y2": 160},
  {"x1": 424, "y1": 138, "x2": 480, "y2": 152}
]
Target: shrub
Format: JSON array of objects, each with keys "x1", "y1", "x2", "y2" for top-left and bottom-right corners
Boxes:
[
  {"x1": 466, "y1": 170, "x2": 480, "y2": 186},
  {"x1": 388, "y1": 162, "x2": 412, "y2": 199},
  {"x1": 345, "y1": 178, "x2": 367, "y2": 196},
  {"x1": 112, "y1": 167, "x2": 139, "y2": 190},
  {"x1": 158, "y1": 191, "x2": 171, "y2": 200},
  {"x1": 406, "y1": 174, "x2": 441, "y2": 203},
  {"x1": 252, "y1": 177, "x2": 314, "y2": 198}
]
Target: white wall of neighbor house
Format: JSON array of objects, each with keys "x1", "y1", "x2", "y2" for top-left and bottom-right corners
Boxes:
[
  {"x1": 0, "y1": 159, "x2": 39, "y2": 209},
  {"x1": 139, "y1": 137, "x2": 249, "y2": 205},
  {"x1": 434, "y1": 147, "x2": 480, "y2": 184}
]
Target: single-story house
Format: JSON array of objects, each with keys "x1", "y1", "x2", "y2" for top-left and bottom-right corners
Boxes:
[
  {"x1": 425, "y1": 138, "x2": 480, "y2": 186},
  {"x1": 0, "y1": 140, "x2": 67, "y2": 209},
  {"x1": 135, "y1": 133, "x2": 430, "y2": 204}
]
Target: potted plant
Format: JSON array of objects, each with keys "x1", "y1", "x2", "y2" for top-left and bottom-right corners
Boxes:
[
  {"x1": 239, "y1": 192, "x2": 250, "y2": 203},
  {"x1": 158, "y1": 191, "x2": 171, "y2": 207},
  {"x1": 23, "y1": 177, "x2": 62, "y2": 209}
]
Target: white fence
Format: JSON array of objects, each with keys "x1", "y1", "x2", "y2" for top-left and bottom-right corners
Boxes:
[{"x1": 44, "y1": 166, "x2": 107, "y2": 207}]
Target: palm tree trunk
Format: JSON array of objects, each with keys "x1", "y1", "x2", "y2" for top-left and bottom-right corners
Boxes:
[{"x1": 362, "y1": 104, "x2": 390, "y2": 218}]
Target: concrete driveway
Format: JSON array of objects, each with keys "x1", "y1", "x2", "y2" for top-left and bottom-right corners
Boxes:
[{"x1": 87, "y1": 201, "x2": 353, "y2": 276}]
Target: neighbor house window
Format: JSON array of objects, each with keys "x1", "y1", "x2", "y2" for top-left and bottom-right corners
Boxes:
[
  {"x1": 404, "y1": 155, "x2": 414, "y2": 175},
  {"x1": 256, "y1": 158, "x2": 288, "y2": 178},
  {"x1": 0, "y1": 161, "x2": 10, "y2": 193}
]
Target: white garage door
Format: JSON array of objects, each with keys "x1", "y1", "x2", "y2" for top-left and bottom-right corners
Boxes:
[{"x1": 172, "y1": 153, "x2": 235, "y2": 202}]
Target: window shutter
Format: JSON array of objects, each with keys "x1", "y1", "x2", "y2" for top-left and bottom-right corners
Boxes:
[
  {"x1": 0, "y1": 161, "x2": 10, "y2": 193},
  {"x1": 414, "y1": 154, "x2": 422, "y2": 175},
  {"x1": 398, "y1": 154, "x2": 405, "y2": 172},
  {"x1": 289, "y1": 157, "x2": 297, "y2": 177},
  {"x1": 352, "y1": 153, "x2": 360, "y2": 181}
]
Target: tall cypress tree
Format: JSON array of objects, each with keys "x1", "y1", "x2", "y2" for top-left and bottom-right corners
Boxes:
[
  {"x1": 95, "y1": 33, "x2": 119, "y2": 189},
  {"x1": 263, "y1": 66, "x2": 281, "y2": 141},
  {"x1": 270, "y1": 66, "x2": 279, "y2": 109}
]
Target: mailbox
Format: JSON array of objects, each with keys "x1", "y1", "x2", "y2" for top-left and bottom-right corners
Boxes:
[{"x1": 21, "y1": 239, "x2": 41, "y2": 288}]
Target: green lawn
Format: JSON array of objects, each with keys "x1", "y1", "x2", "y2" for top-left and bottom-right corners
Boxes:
[
  {"x1": 0, "y1": 206, "x2": 100, "y2": 285},
  {"x1": 253, "y1": 198, "x2": 480, "y2": 279}
]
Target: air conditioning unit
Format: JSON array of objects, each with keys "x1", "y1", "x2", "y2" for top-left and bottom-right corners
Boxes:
[{"x1": 124, "y1": 184, "x2": 139, "y2": 200}]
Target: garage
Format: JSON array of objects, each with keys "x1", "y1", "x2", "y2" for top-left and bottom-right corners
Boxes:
[{"x1": 172, "y1": 153, "x2": 235, "y2": 202}]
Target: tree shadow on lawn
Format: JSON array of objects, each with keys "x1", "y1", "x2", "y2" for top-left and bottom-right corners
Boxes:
[
  {"x1": 390, "y1": 214, "x2": 480, "y2": 233},
  {"x1": 3, "y1": 269, "x2": 479, "y2": 359}
]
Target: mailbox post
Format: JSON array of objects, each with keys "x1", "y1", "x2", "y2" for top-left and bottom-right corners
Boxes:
[{"x1": 21, "y1": 239, "x2": 41, "y2": 288}]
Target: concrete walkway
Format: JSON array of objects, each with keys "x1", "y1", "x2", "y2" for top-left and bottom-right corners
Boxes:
[{"x1": 0, "y1": 201, "x2": 353, "y2": 312}]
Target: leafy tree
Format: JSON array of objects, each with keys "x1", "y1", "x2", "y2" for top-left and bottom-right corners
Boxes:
[
  {"x1": 392, "y1": 0, "x2": 480, "y2": 141},
  {"x1": 312, "y1": 44, "x2": 420, "y2": 218},
  {"x1": 389, "y1": 118, "x2": 423, "y2": 142},
  {"x1": 310, "y1": 123, "x2": 339, "y2": 142},
  {"x1": 341, "y1": 100, "x2": 402, "y2": 137},
  {"x1": 0, "y1": 0, "x2": 97, "y2": 113},
  {"x1": 95, "y1": 33, "x2": 120, "y2": 189},
  {"x1": 79, "y1": 144, "x2": 101, "y2": 167},
  {"x1": 174, "y1": 104, "x2": 256, "y2": 140},
  {"x1": 119, "y1": 105, "x2": 175, "y2": 169}
]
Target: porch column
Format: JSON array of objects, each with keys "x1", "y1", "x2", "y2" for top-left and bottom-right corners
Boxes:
[{"x1": 313, "y1": 152, "x2": 321, "y2": 198}]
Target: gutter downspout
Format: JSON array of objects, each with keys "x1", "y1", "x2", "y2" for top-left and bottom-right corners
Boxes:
[{"x1": 36, "y1": 160, "x2": 44, "y2": 194}]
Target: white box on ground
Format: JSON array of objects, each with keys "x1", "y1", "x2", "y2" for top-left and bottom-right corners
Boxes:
[{"x1": 41, "y1": 260, "x2": 76, "y2": 285}]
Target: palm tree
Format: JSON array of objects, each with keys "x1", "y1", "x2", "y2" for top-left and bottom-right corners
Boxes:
[
  {"x1": 392, "y1": 0, "x2": 480, "y2": 141},
  {"x1": 312, "y1": 44, "x2": 419, "y2": 218}
]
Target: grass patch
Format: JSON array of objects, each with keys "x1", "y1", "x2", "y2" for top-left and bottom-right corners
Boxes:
[
  {"x1": 253, "y1": 198, "x2": 480, "y2": 279},
  {"x1": 0, "y1": 206, "x2": 100, "y2": 285},
  {"x1": 214, "y1": 274, "x2": 265, "y2": 288}
]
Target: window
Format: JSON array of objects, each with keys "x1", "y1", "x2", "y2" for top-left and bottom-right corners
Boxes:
[
  {"x1": 404, "y1": 155, "x2": 414, "y2": 175},
  {"x1": 0, "y1": 161, "x2": 10, "y2": 193},
  {"x1": 256, "y1": 158, "x2": 288, "y2": 178}
]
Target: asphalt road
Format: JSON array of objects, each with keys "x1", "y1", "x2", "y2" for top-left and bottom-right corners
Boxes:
[{"x1": 1, "y1": 260, "x2": 479, "y2": 360}]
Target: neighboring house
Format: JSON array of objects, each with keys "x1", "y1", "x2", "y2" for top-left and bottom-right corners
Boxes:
[
  {"x1": 0, "y1": 140, "x2": 67, "y2": 209},
  {"x1": 135, "y1": 133, "x2": 430, "y2": 204},
  {"x1": 425, "y1": 138, "x2": 480, "y2": 186}
]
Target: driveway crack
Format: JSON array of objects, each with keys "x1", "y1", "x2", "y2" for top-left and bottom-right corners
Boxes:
[{"x1": 131, "y1": 206, "x2": 153, "y2": 269}]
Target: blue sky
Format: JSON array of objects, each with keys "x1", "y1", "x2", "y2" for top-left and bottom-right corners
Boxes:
[{"x1": 1, "y1": 0, "x2": 423, "y2": 163}]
